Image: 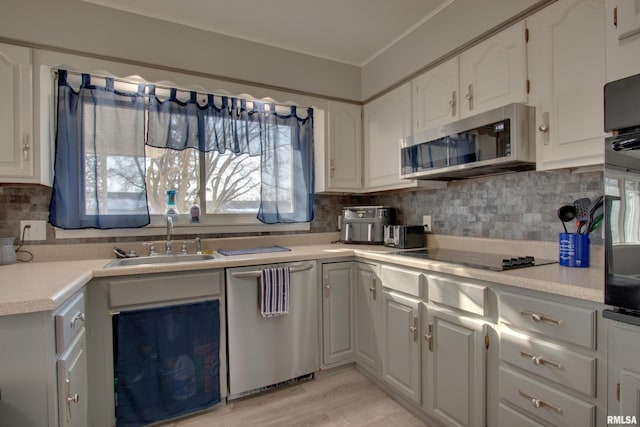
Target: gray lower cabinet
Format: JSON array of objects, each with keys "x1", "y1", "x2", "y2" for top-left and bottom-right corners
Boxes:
[
  {"x1": 321, "y1": 261, "x2": 356, "y2": 367},
  {"x1": 0, "y1": 288, "x2": 87, "y2": 427},
  {"x1": 607, "y1": 321, "x2": 640, "y2": 424},
  {"x1": 498, "y1": 290, "x2": 603, "y2": 427},
  {"x1": 355, "y1": 262, "x2": 383, "y2": 376},
  {"x1": 422, "y1": 302, "x2": 488, "y2": 427},
  {"x1": 56, "y1": 329, "x2": 88, "y2": 427},
  {"x1": 55, "y1": 291, "x2": 88, "y2": 427},
  {"x1": 382, "y1": 289, "x2": 420, "y2": 404},
  {"x1": 87, "y1": 270, "x2": 226, "y2": 426}
]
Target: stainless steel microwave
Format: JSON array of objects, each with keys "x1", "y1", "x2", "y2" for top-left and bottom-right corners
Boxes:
[{"x1": 400, "y1": 103, "x2": 535, "y2": 180}]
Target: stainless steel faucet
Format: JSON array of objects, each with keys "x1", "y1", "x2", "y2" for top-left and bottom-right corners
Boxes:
[
  {"x1": 166, "y1": 216, "x2": 174, "y2": 254},
  {"x1": 195, "y1": 237, "x2": 202, "y2": 254}
]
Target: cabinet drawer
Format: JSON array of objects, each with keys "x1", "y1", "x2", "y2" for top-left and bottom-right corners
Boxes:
[
  {"x1": 499, "y1": 366, "x2": 595, "y2": 427},
  {"x1": 381, "y1": 264, "x2": 423, "y2": 297},
  {"x1": 501, "y1": 329, "x2": 596, "y2": 397},
  {"x1": 428, "y1": 275, "x2": 487, "y2": 316},
  {"x1": 55, "y1": 292, "x2": 86, "y2": 354},
  {"x1": 498, "y1": 402, "x2": 544, "y2": 427},
  {"x1": 109, "y1": 270, "x2": 223, "y2": 309},
  {"x1": 500, "y1": 292, "x2": 595, "y2": 349}
]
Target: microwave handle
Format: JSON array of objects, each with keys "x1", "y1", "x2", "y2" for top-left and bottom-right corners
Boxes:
[
  {"x1": 345, "y1": 223, "x2": 351, "y2": 241},
  {"x1": 367, "y1": 223, "x2": 373, "y2": 241}
]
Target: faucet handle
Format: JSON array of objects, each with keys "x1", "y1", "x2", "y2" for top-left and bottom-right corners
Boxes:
[
  {"x1": 142, "y1": 242, "x2": 158, "y2": 256},
  {"x1": 195, "y1": 237, "x2": 202, "y2": 254}
]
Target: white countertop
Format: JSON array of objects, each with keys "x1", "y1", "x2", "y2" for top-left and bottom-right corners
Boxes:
[{"x1": 0, "y1": 233, "x2": 605, "y2": 316}]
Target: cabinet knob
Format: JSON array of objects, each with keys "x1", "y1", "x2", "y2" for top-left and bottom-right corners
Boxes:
[
  {"x1": 539, "y1": 112, "x2": 550, "y2": 145},
  {"x1": 67, "y1": 393, "x2": 79, "y2": 404}
]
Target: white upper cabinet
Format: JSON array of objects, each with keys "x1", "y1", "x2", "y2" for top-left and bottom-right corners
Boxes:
[
  {"x1": 528, "y1": 0, "x2": 607, "y2": 170},
  {"x1": 459, "y1": 21, "x2": 529, "y2": 118},
  {"x1": 317, "y1": 101, "x2": 362, "y2": 193},
  {"x1": 412, "y1": 21, "x2": 528, "y2": 136},
  {"x1": 363, "y1": 83, "x2": 413, "y2": 190},
  {"x1": 412, "y1": 57, "x2": 460, "y2": 134},
  {"x1": 614, "y1": 0, "x2": 640, "y2": 40},
  {"x1": 364, "y1": 83, "x2": 445, "y2": 192},
  {"x1": 605, "y1": 0, "x2": 640, "y2": 81},
  {"x1": 0, "y1": 43, "x2": 34, "y2": 183}
]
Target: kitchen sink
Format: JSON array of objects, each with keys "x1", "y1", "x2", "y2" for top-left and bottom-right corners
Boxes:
[{"x1": 105, "y1": 253, "x2": 222, "y2": 268}]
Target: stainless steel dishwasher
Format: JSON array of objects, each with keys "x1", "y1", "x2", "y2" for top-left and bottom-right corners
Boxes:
[{"x1": 226, "y1": 261, "x2": 319, "y2": 398}]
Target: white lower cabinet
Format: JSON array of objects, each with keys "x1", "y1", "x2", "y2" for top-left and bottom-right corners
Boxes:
[
  {"x1": 355, "y1": 262, "x2": 383, "y2": 375},
  {"x1": 422, "y1": 302, "x2": 488, "y2": 427},
  {"x1": 321, "y1": 261, "x2": 356, "y2": 367},
  {"x1": 382, "y1": 289, "x2": 420, "y2": 404}
]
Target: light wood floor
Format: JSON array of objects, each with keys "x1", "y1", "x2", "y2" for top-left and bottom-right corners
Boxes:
[{"x1": 161, "y1": 367, "x2": 428, "y2": 426}]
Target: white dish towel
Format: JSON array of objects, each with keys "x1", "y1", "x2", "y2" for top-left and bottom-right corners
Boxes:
[{"x1": 260, "y1": 266, "x2": 290, "y2": 317}]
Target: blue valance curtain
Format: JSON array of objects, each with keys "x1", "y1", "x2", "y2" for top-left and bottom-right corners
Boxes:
[
  {"x1": 146, "y1": 88, "x2": 314, "y2": 223},
  {"x1": 49, "y1": 70, "x2": 315, "y2": 229}
]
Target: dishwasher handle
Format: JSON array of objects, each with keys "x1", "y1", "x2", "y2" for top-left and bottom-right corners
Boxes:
[{"x1": 230, "y1": 263, "x2": 314, "y2": 278}]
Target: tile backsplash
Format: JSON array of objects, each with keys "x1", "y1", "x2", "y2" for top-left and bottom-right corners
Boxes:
[
  {"x1": 0, "y1": 169, "x2": 603, "y2": 244},
  {"x1": 370, "y1": 169, "x2": 603, "y2": 242}
]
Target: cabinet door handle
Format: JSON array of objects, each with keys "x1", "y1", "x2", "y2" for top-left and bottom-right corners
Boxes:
[
  {"x1": 370, "y1": 278, "x2": 377, "y2": 300},
  {"x1": 449, "y1": 90, "x2": 457, "y2": 116},
  {"x1": 22, "y1": 134, "x2": 30, "y2": 161},
  {"x1": 71, "y1": 312, "x2": 85, "y2": 328},
  {"x1": 520, "y1": 309, "x2": 561, "y2": 326},
  {"x1": 519, "y1": 350, "x2": 562, "y2": 370},
  {"x1": 329, "y1": 159, "x2": 335, "y2": 177},
  {"x1": 465, "y1": 84, "x2": 473, "y2": 110},
  {"x1": 410, "y1": 317, "x2": 418, "y2": 341},
  {"x1": 65, "y1": 378, "x2": 80, "y2": 420},
  {"x1": 323, "y1": 276, "x2": 331, "y2": 290},
  {"x1": 519, "y1": 389, "x2": 562, "y2": 414},
  {"x1": 539, "y1": 112, "x2": 550, "y2": 145},
  {"x1": 425, "y1": 323, "x2": 433, "y2": 351}
]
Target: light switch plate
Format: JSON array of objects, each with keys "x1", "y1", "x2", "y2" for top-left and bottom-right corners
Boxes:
[{"x1": 20, "y1": 220, "x2": 47, "y2": 241}]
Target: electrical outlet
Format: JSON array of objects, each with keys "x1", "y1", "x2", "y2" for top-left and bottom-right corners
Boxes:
[
  {"x1": 20, "y1": 220, "x2": 47, "y2": 241},
  {"x1": 422, "y1": 215, "x2": 432, "y2": 233}
]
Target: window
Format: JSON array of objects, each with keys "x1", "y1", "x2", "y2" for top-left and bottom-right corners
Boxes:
[
  {"x1": 49, "y1": 70, "x2": 314, "y2": 232},
  {"x1": 606, "y1": 172, "x2": 640, "y2": 244}
]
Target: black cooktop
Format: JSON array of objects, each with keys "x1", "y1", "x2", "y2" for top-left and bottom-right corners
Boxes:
[{"x1": 391, "y1": 248, "x2": 557, "y2": 272}]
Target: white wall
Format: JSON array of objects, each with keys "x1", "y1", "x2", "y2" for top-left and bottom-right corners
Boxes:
[
  {"x1": 360, "y1": 0, "x2": 553, "y2": 100},
  {"x1": 1, "y1": 0, "x2": 555, "y2": 102},
  {"x1": 0, "y1": 0, "x2": 361, "y2": 101}
]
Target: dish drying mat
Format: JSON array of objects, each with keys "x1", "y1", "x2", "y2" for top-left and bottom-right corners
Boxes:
[{"x1": 217, "y1": 246, "x2": 291, "y2": 256}]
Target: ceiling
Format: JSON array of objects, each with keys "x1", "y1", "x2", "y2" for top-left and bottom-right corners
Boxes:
[{"x1": 81, "y1": 0, "x2": 449, "y2": 66}]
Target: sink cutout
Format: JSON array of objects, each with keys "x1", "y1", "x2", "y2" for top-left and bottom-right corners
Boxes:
[{"x1": 105, "y1": 253, "x2": 221, "y2": 268}]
